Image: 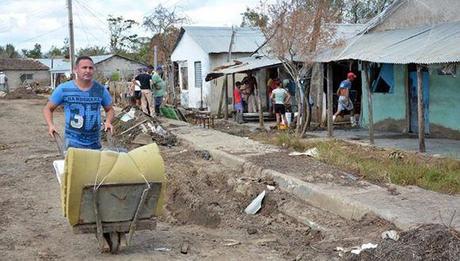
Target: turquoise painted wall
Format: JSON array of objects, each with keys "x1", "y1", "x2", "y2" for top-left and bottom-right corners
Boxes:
[
  {"x1": 360, "y1": 64, "x2": 406, "y2": 129},
  {"x1": 428, "y1": 65, "x2": 460, "y2": 132}
]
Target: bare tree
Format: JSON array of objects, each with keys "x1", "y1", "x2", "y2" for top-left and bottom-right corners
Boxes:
[
  {"x1": 258, "y1": 0, "x2": 341, "y2": 136},
  {"x1": 343, "y1": 0, "x2": 394, "y2": 23},
  {"x1": 107, "y1": 15, "x2": 139, "y2": 54},
  {"x1": 143, "y1": 4, "x2": 188, "y2": 65},
  {"x1": 241, "y1": 7, "x2": 268, "y2": 27}
]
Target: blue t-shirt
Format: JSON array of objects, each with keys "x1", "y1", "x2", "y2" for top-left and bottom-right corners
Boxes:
[{"x1": 49, "y1": 80, "x2": 112, "y2": 149}]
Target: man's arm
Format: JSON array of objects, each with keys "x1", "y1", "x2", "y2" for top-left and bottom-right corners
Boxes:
[
  {"x1": 43, "y1": 102, "x2": 59, "y2": 137},
  {"x1": 103, "y1": 105, "x2": 114, "y2": 134},
  {"x1": 285, "y1": 91, "x2": 291, "y2": 104}
]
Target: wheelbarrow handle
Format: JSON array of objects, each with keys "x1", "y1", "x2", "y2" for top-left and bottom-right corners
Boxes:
[
  {"x1": 106, "y1": 131, "x2": 116, "y2": 150},
  {"x1": 53, "y1": 132, "x2": 65, "y2": 158}
]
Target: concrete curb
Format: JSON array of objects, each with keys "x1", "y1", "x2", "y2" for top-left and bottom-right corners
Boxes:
[
  {"x1": 210, "y1": 149, "x2": 371, "y2": 221},
  {"x1": 202, "y1": 144, "x2": 459, "y2": 231},
  {"x1": 166, "y1": 119, "x2": 460, "y2": 231}
]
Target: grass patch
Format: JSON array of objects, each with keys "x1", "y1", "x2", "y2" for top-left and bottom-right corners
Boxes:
[
  {"x1": 253, "y1": 131, "x2": 460, "y2": 194},
  {"x1": 214, "y1": 121, "x2": 460, "y2": 194},
  {"x1": 309, "y1": 139, "x2": 460, "y2": 194},
  {"x1": 274, "y1": 132, "x2": 307, "y2": 151}
]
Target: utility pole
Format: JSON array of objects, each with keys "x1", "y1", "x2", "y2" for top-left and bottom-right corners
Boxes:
[{"x1": 67, "y1": 0, "x2": 76, "y2": 78}]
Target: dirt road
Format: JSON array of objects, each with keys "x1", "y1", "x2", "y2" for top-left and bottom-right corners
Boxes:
[{"x1": 0, "y1": 99, "x2": 392, "y2": 260}]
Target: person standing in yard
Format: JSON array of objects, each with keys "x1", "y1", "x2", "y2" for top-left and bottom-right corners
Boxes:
[
  {"x1": 151, "y1": 68, "x2": 166, "y2": 116},
  {"x1": 233, "y1": 81, "x2": 244, "y2": 124},
  {"x1": 43, "y1": 56, "x2": 114, "y2": 150},
  {"x1": 333, "y1": 72, "x2": 357, "y2": 126},
  {"x1": 270, "y1": 80, "x2": 291, "y2": 128},
  {"x1": 0, "y1": 71, "x2": 8, "y2": 92},
  {"x1": 136, "y1": 68, "x2": 154, "y2": 116},
  {"x1": 242, "y1": 72, "x2": 258, "y2": 113}
]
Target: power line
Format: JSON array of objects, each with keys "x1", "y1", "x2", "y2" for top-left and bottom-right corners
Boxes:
[
  {"x1": 73, "y1": 0, "x2": 111, "y2": 34},
  {"x1": 14, "y1": 26, "x2": 67, "y2": 45},
  {"x1": 74, "y1": 7, "x2": 92, "y2": 47}
]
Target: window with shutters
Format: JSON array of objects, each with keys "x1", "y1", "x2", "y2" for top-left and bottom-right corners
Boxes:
[{"x1": 194, "y1": 61, "x2": 202, "y2": 88}]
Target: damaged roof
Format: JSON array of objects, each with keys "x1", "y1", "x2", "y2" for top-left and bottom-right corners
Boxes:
[
  {"x1": 317, "y1": 20, "x2": 460, "y2": 64},
  {"x1": 175, "y1": 26, "x2": 266, "y2": 54},
  {"x1": 205, "y1": 23, "x2": 364, "y2": 81},
  {"x1": 0, "y1": 58, "x2": 49, "y2": 71},
  {"x1": 206, "y1": 55, "x2": 282, "y2": 81}
]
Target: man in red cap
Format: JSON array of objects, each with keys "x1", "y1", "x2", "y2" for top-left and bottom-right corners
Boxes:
[{"x1": 333, "y1": 72, "x2": 357, "y2": 126}]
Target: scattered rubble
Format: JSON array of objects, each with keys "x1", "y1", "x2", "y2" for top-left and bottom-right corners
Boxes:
[
  {"x1": 180, "y1": 242, "x2": 189, "y2": 254},
  {"x1": 194, "y1": 150, "x2": 212, "y2": 160},
  {"x1": 2, "y1": 87, "x2": 44, "y2": 99},
  {"x1": 244, "y1": 190, "x2": 266, "y2": 215},
  {"x1": 109, "y1": 106, "x2": 177, "y2": 147},
  {"x1": 0, "y1": 143, "x2": 8, "y2": 150},
  {"x1": 381, "y1": 230, "x2": 399, "y2": 241},
  {"x1": 288, "y1": 147, "x2": 319, "y2": 158},
  {"x1": 346, "y1": 224, "x2": 460, "y2": 260}
]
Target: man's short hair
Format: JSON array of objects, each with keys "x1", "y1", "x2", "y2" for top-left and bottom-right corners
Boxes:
[{"x1": 75, "y1": 56, "x2": 94, "y2": 66}]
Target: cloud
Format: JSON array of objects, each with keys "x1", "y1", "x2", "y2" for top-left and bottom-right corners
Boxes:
[{"x1": 1, "y1": 0, "x2": 265, "y2": 51}]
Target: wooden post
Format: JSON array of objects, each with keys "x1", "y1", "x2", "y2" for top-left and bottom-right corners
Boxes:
[
  {"x1": 232, "y1": 73, "x2": 235, "y2": 107},
  {"x1": 416, "y1": 64, "x2": 426, "y2": 152},
  {"x1": 317, "y1": 64, "x2": 324, "y2": 127},
  {"x1": 326, "y1": 63, "x2": 333, "y2": 137},
  {"x1": 404, "y1": 65, "x2": 410, "y2": 133},
  {"x1": 363, "y1": 62, "x2": 375, "y2": 144},
  {"x1": 224, "y1": 75, "x2": 229, "y2": 120},
  {"x1": 217, "y1": 78, "x2": 225, "y2": 118},
  {"x1": 256, "y1": 81, "x2": 264, "y2": 128}
]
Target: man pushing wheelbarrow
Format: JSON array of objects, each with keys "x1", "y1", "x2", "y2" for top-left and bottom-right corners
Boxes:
[{"x1": 43, "y1": 56, "x2": 166, "y2": 253}]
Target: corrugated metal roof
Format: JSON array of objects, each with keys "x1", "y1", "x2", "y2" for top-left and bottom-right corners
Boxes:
[
  {"x1": 37, "y1": 54, "x2": 127, "y2": 73},
  {"x1": 317, "y1": 21, "x2": 460, "y2": 64},
  {"x1": 331, "y1": 23, "x2": 365, "y2": 40},
  {"x1": 37, "y1": 58, "x2": 70, "y2": 73},
  {"x1": 205, "y1": 24, "x2": 364, "y2": 81},
  {"x1": 182, "y1": 26, "x2": 266, "y2": 54}
]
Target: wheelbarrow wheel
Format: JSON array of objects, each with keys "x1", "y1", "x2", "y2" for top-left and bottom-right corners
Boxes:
[{"x1": 103, "y1": 232, "x2": 121, "y2": 253}]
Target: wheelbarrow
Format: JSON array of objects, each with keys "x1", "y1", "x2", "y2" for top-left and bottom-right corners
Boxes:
[
  {"x1": 72, "y1": 182, "x2": 162, "y2": 253},
  {"x1": 52, "y1": 133, "x2": 166, "y2": 253}
]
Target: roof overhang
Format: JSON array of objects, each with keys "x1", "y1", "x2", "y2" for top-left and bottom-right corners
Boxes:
[
  {"x1": 316, "y1": 21, "x2": 460, "y2": 64},
  {"x1": 205, "y1": 55, "x2": 282, "y2": 81}
]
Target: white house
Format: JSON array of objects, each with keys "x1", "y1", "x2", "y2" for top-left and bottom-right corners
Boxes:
[{"x1": 171, "y1": 26, "x2": 265, "y2": 111}]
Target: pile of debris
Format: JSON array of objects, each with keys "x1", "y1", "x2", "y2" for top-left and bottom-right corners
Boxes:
[
  {"x1": 347, "y1": 224, "x2": 460, "y2": 260},
  {"x1": 110, "y1": 106, "x2": 177, "y2": 147},
  {"x1": 1, "y1": 87, "x2": 45, "y2": 99}
]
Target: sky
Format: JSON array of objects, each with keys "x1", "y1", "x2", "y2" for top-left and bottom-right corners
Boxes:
[{"x1": 0, "y1": 0, "x2": 265, "y2": 53}]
